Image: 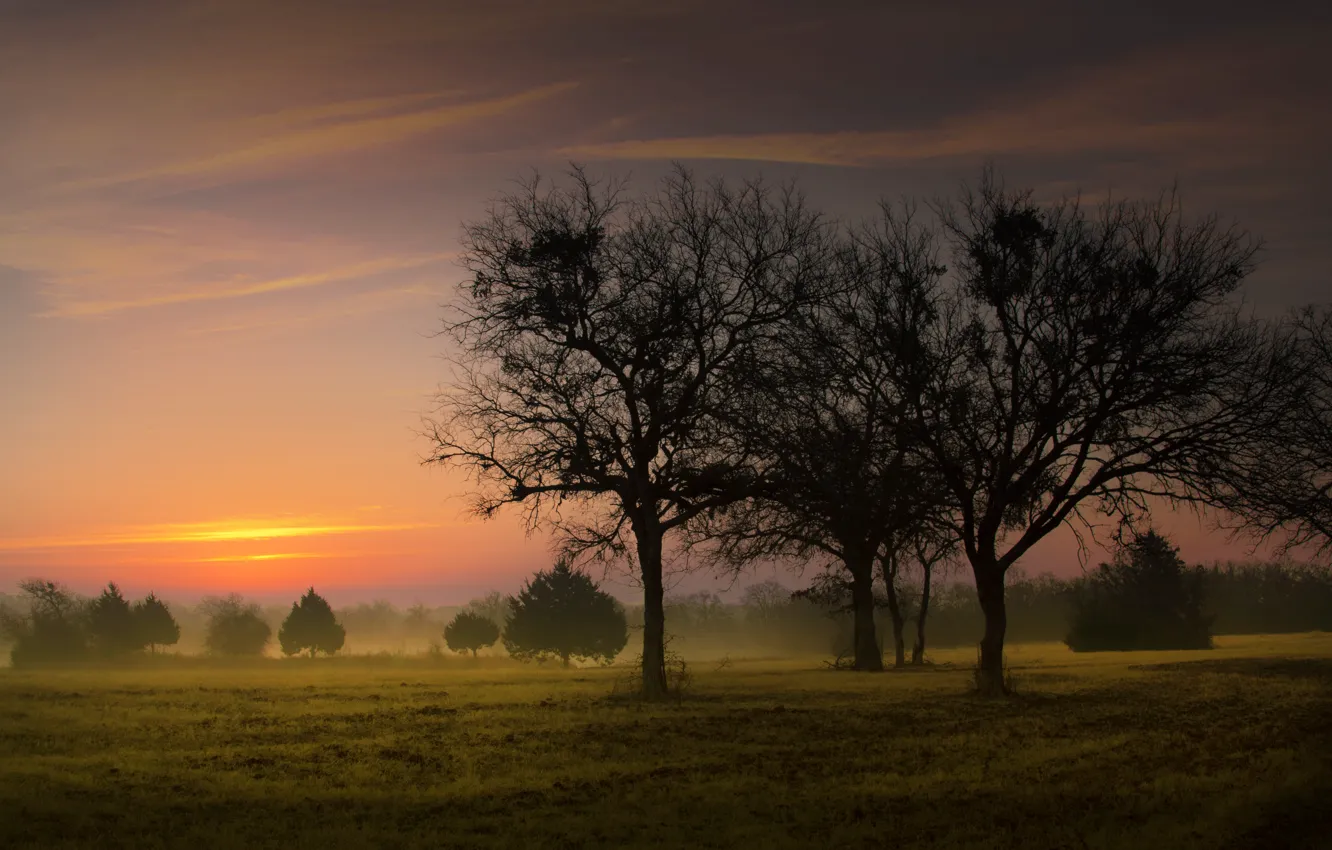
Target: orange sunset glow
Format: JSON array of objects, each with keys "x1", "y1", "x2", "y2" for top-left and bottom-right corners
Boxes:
[{"x1": 4, "y1": 0, "x2": 1330, "y2": 604}]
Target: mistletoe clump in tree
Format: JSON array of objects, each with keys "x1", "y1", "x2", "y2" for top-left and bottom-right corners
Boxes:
[
  {"x1": 278, "y1": 588, "x2": 346, "y2": 657},
  {"x1": 503, "y1": 559, "x2": 627, "y2": 667},
  {"x1": 444, "y1": 610, "x2": 501, "y2": 656}
]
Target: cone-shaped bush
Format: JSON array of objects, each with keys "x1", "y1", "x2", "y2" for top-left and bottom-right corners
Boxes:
[
  {"x1": 504, "y1": 559, "x2": 627, "y2": 666},
  {"x1": 278, "y1": 587, "x2": 346, "y2": 657}
]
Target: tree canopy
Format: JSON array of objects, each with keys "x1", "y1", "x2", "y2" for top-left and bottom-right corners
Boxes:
[
  {"x1": 443, "y1": 610, "x2": 501, "y2": 656},
  {"x1": 427, "y1": 166, "x2": 831, "y2": 696},
  {"x1": 87, "y1": 582, "x2": 141, "y2": 656},
  {"x1": 503, "y1": 559, "x2": 628, "y2": 666},
  {"x1": 891, "y1": 175, "x2": 1298, "y2": 691},
  {"x1": 278, "y1": 588, "x2": 346, "y2": 657},
  {"x1": 133, "y1": 593, "x2": 180, "y2": 654},
  {"x1": 203, "y1": 595, "x2": 272, "y2": 657}
]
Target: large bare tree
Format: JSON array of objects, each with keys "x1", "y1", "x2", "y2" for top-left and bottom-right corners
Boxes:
[
  {"x1": 425, "y1": 166, "x2": 833, "y2": 698},
  {"x1": 899, "y1": 174, "x2": 1302, "y2": 694},
  {"x1": 704, "y1": 206, "x2": 949, "y2": 671}
]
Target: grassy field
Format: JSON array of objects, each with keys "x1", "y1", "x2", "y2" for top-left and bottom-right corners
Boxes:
[{"x1": 2, "y1": 634, "x2": 1330, "y2": 849}]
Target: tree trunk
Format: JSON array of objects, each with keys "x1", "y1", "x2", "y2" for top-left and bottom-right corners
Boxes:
[
  {"x1": 848, "y1": 553, "x2": 883, "y2": 672},
  {"x1": 973, "y1": 558, "x2": 1008, "y2": 695},
  {"x1": 636, "y1": 523, "x2": 670, "y2": 698},
  {"x1": 912, "y1": 558, "x2": 932, "y2": 665},
  {"x1": 881, "y1": 553, "x2": 906, "y2": 668}
]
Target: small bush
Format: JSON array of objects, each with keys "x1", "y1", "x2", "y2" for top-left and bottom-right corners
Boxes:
[
  {"x1": 1066, "y1": 530, "x2": 1213, "y2": 652},
  {"x1": 278, "y1": 588, "x2": 346, "y2": 657},
  {"x1": 444, "y1": 611, "x2": 500, "y2": 656},
  {"x1": 202, "y1": 595, "x2": 272, "y2": 656}
]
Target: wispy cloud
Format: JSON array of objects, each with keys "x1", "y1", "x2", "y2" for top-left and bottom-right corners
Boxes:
[
  {"x1": 66, "y1": 83, "x2": 579, "y2": 190},
  {"x1": 189, "y1": 552, "x2": 347, "y2": 563},
  {"x1": 180, "y1": 282, "x2": 443, "y2": 336},
  {"x1": 557, "y1": 120, "x2": 1217, "y2": 168},
  {"x1": 41, "y1": 253, "x2": 453, "y2": 318},
  {"x1": 0, "y1": 517, "x2": 437, "y2": 552},
  {"x1": 557, "y1": 45, "x2": 1301, "y2": 169}
]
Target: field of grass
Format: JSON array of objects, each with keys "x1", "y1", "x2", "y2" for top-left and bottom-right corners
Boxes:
[{"x1": 2, "y1": 634, "x2": 1330, "y2": 849}]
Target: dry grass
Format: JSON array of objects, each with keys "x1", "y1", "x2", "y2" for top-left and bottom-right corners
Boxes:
[{"x1": 2, "y1": 634, "x2": 1330, "y2": 849}]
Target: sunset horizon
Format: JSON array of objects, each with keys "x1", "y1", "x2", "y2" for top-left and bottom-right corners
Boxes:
[{"x1": 5, "y1": 0, "x2": 1329, "y2": 604}]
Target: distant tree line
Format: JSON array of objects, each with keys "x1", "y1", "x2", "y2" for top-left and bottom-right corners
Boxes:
[
  {"x1": 2, "y1": 540, "x2": 1328, "y2": 667},
  {"x1": 0, "y1": 581, "x2": 181, "y2": 665},
  {"x1": 0, "y1": 583, "x2": 349, "y2": 666}
]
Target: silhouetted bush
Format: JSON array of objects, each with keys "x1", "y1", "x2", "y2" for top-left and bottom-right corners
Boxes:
[
  {"x1": 202, "y1": 595, "x2": 272, "y2": 656},
  {"x1": 133, "y1": 593, "x2": 180, "y2": 653},
  {"x1": 87, "y1": 583, "x2": 142, "y2": 656},
  {"x1": 278, "y1": 588, "x2": 346, "y2": 656},
  {"x1": 504, "y1": 559, "x2": 627, "y2": 666},
  {"x1": 443, "y1": 610, "x2": 500, "y2": 656},
  {"x1": 1066, "y1": 531, "x2": 1213, "y2": 652}
]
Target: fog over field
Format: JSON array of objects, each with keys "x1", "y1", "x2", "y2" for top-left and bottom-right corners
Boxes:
[{"x1": 4, "y1": 1, "x2": 1332, "y2": 847}]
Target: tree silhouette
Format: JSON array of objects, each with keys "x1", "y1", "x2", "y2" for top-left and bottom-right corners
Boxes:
[
  {"x1": 1066, "y1": 529, "x2": 1212, "y2": 651},
  {"x1": 278, "y1": 588, "x2": 346, "y2": 657},
  {"x1": 1205, "y1": 305, "x2": 1332, "y2": 560},
  {"x1": 908, "y1": 532, "x2": 959, "y2": 664},
  {"x1": 898, "y1": 173, "x2": 1299, "y2": 693},
  {"x1": 133, "y1": 593, "x2": 180, "y2": 654},
  {"x1": 87, "y1": 582, "x2": 142, "y2": 656},
  {"x1": 427, "y1": 166, "x2": 830, "y2": 697},
  {"x1": 443, "y1": 610, "x2": 501, "y2": 656},
  {"x1": 202, "y1": 595, "x2": 272, "y2": 656},
  {"x1": 704, "y1": 204, "x2": 949, "y2": 670},
  {"x1": 3, "y1": 579, "x2": 87, "y2": 665},
  {"x1": 503, "y1": 559, "x2": 627, "y2": 666}
]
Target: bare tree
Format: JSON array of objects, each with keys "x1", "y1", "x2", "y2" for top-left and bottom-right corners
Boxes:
[
  {"x1": 1205, "y1": 305, "x2": 1332, "y2": 559},
  {"x1": 906, "y1": 531, "x2": 959, "y2": 664},
  {"x1": 704, "y1": 206, "x2": 948, "y2": 670},
  {"x1": 899, "y1": 173, "x2": 1301, "y2": 694},
  {"x1": 425, "y1": 166, "x2": 832, "y2": 698}
]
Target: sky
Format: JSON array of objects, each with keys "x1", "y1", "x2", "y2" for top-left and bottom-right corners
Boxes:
[{"x1": 2, "y1": 0, "x2": 1330, "y2": 605}]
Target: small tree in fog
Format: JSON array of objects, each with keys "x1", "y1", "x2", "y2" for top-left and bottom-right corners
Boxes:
[
  {"x1": 278, "y1": 588, "x2": 346, "y2": 657},
  {"x1": 444, "y1": 610, "x2": 501, "y2": 656},
  {"x1": 464, "y1": 591, "x2": 510, "y2": 632},
  {"x1": 1066, "y1": 530, "x2": 1212, "y2": 652},
  {"x1": 132, "y1": 593, "x2": 180, "y2": 654},
  {"x1": 504, "y1": 559, "x2": 628, "y2": 666},
  {"x1": 87, "y1": 582, "x2": 143, "y2": 656},
  {"x1": 202, "y1": 595, "x2": 272, "y2": 656},
  {"x1": 907, "y1": 533, "x2": 959, "y2": 665},
  {"x1": 741, "y1": 580, "x2": 792, "y2": 625},
  {"x1": 3, "y1": 579, "x2": 88, "y2": 665}
]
